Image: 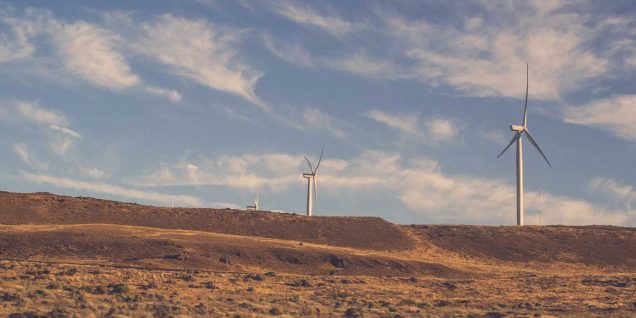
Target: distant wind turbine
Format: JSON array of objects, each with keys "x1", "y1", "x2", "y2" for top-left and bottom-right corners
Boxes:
[
  {"x1": 303, "y1": 146, "x2": 324, "y2": 216},
  {"x1": 246, "y1": 187, "x2": 260, "y2": 211},
  {"x1": 497, "y1": 64, "x2": 551, "y2": 226}
]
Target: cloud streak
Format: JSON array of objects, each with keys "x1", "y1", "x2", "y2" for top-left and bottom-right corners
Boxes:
[
  {"x1": 135, "y1": 150, "x2": 632, "y2": 225},
  {"x1": 365, "y1": 110, "x2": 459, "y2": 144},
  {"x1": 270, "y1": 1, "x2": 359, "y2": 39},
  {"x1": 50, "y1": 21, "x2": 139, "y2": 90},
  {"x1": 137, "y1": 15, "x2": 267, "y2": 110},
  {"x1": 266, "y1": 2, "x2": 632, "y2": 101},
  {"x1": 24, "y1": 172, "x2": 202, "y2": 206},
  {"x1": 563, "y1": 95, "x2": 636, "y2": 143}
]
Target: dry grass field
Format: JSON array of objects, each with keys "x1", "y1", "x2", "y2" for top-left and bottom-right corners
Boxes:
[{"x1": 0, "y1": 191, "x2": 634, "y2": 317}]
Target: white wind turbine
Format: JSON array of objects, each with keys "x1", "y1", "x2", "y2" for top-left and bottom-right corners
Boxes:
[
  {"x1": 497, "y1": 64, "x2": 551, "y2": 226},
  {"x1": 303, "y1": 146, "x2": 324, "y2": 216},
  {"x1": 245, "y1": 187, "x2": 260, "y2": 211}
]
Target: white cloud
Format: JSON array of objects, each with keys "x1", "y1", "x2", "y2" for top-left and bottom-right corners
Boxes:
[
  {"x1": 262, "y1": 33, "x2": 315, "y2": 68},
  {"x1": 563, "y1": 95, "x2": 636, "y2": 143},
  {"x1": 365, "y1": 110, "x2": 459, "y2": 144},
  {"x1": 13, "y1": 143, "x2": 49, "y2": 170},
  {"x1": 425, "y1": 118, "x2": 457, "y2": 142},
  {"x1": 50, "y1": 21, "x2": 139, "y2": 90},
  {"x1": 136, "y1": 154, "x2": 304, "y2": 192},
  {"x1": 268, "y1": 2, "x2": 630, "y2": 100},
  {"x1": 15, "y1": 101, "x2": 68, "y2": 126},
  {"x1": 301, "y1": 108, "x2": 347, "y2": 138},
  {"x1": 142, "y1": 85, "x2": 183, "y2": 103},
  {"x1": 0, "y1": 10, "x2": 181, "y2": 102},
  {"x1": 23, "y1": 172, "x2": 202, "y2": 206},
  {"x1": 396, "y1": 160, "x2": 627, "y2": 225},
  {"x1": 263, "y1": 35, "x2": 409, "y2": 79},
  {"x1": 364, "y1": 110, "x2": 420, "y2": 135},
  {"x1": 136, "y1": 150, "x2": 633, "y2": 225},
  {"x1": 477, "y1": 129, "x2": 508, "y2": 145},
  {"x1": 2, "y1": 101, "x2": 83, "y2": 155},
  {"x1": 78, "y1": 166, "x2": 107, "y2": 179},
  {"x1": 384, "y1": 2, "x2": 611, "y2": 100},
  {"x1": 137, "y1": 15, "x2": 267, "y2": 110},
  {"x1": 0, "y1": 12, "x2": 36, "y2": 62},
  {"x1": 13, "y1": 143, "x2": 29, "y2": 163},
  {"x1": 271, "y1": 1, "x2": 358, "y2": 38},
  {"x1": 48, "y1": 125, "x2": 82, "y2": 139},
  {"x1": 589, "y1": 177, "x2": 636, "y2": 212},
  {"x1": 271, "y1": 106, "x2": 350, "y2": 139},
  {"x1": 325, "y1": 51, "x2": 408, "y2": 79}
]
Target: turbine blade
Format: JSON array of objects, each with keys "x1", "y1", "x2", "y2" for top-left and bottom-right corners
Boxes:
[
  {"x1": 304, "y1": 156, "x2": 314, "y2": 172},
  {"x1": 523, "y1": 63, "x2": 529, "y2": 127},
  {"x1": 313, "y1": 176, "x2": 318, "y2": 216},
  {"x1": 314, "y1": 145, "x2": 325, "y2": 173},
  {"x1": 524, "y1": 130, "x2": 551, "y2": 167},
  {"x1": 497, "y1": 132, "x2": 522, "y2": 158}
]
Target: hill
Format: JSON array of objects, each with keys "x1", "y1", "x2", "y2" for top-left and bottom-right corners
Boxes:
[
  {"x1": 0, "y1": 191, "x2": 635, "y2": 317},
  {"x1": 0, "y1": 191, "x2": 414, "y2": 251}
]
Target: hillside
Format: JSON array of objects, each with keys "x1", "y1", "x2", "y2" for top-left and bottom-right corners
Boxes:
[
  {"x1": 407, "y1": 224, "x2": 636, "y2": 268},
  {"x1": 0, "y1": 191, "x2": 635, "y2": 317},
  {"x1": 0, "y1": 191, "x2": 414, "y2": 251},
  {"x1": 0, "y1": 191, "x2": 635, "y2": 270}
]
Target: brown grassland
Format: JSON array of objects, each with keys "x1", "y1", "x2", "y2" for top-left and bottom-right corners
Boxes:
[{"x1": 0, "y1": 191, "x2": 634, "y2": 317}]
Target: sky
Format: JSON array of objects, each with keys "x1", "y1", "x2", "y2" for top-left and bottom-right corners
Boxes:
[{"x1": 0, "y1": 0, "x2": 635, "y2": 226}]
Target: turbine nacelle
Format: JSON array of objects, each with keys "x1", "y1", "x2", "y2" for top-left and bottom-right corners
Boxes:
[
  {"x1": 303, "y1": 173, "x2": 315, "y2": 178},
  {"x1": 510, "y1": 125, "x2": 525, "y2": 132}
]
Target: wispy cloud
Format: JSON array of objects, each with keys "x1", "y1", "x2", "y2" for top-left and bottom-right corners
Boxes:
[
  {"x1": 50, "y1": 21, "x2": 139, "y2": 90},
  {"x1": 270, "y1": 0, "x2": 359, "y2": 39},
  {"x1": 364, "y1": 110, "x2": 459, "y2": 144},
  {"x1": 0, "y1": 9, "x2": 181, "y2": 102},
  {"x1": 563, "y1": 95, "x2": 636, "y2": 143},
  {"x1": 136, "y1": 14, "x2": 268, "y2": 110},
  {"x1": 267, "y1": 2, "x2": 631, "y2": 100},
  {"x1": 0, "y1": 10, "x2": 36, "y2": 62},
  {"x1": 13, "y1": 143, "x2": 49, "y2": 170},
  {"x1": 364, "y1": 110, "x2": 420, "y2": 135},
  {"x1": 262, "y1": 33, "x2": 315, "y2": 68},
  {"x1": 142, "y1": 85, "x2": 183, "y2": 103},
  {"x1": 135, "y1": 150, "x2": 633, "y2": 225},
  {"x1": 14, "y1": 101, "x2": 68, "y2": 126},
  {"x1": 11, "y1": 101, "x2": 81, "y2": 155},
  {"x1": 589, "y1": 177, "x2": 636, "y2": 213},
  {"x1": 24, "y1": 172, "x2": 202, "y2": 206},
  {"x1": 48, "y1": 125, "x2": 82, "y2": 139},
  {"x1": 380, "y1": 2, "x2": 613, "y2": 100},
  {"x1": 263, "y1": 34, "x2": 409, "y2": 79},
  {"x1": 271, "y1": 106, "x2": 351, "y2": 139},
  {"x1": 136, "y1": 154, "x2": 303, "y2": 192}
]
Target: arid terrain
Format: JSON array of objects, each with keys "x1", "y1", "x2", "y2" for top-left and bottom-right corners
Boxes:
[{"x1": 0, "y1": 191, "x2": 634, "y2": 317}]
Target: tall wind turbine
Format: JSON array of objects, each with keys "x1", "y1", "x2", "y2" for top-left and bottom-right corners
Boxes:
[
  {"x1": 303, "y1": 146, "x2": 324, "y2": 216},
  {"x1": 497, "y1": 64, "x2": 551, "y2": 226}
]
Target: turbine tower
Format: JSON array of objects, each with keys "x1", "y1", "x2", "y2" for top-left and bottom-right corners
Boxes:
[
  {"x1": 303, "y1": 146, "x2": 324, "y2": 216},
  {"x1": 497, "y1": 64, "x2": 551, "y2": 226}
]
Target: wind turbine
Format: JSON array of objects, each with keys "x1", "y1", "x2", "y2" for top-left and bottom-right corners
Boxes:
[
  {"x1": 497, "y1": 64, "x2": 551, "y2": 226},
  {"x1": 246, "y1": 188, "x2": 260, "y2": 211},
  {"x1": 303, "y1": 146, "x2": 324, "y2": 216}
]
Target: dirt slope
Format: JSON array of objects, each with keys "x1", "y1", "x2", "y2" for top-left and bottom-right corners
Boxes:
[
  {"x1": 1, "y1": 191, "x2": 635, "y2": 271},
  {"x1": 408, "y1": 225, "x2": 636, "y2": 267},
  {"x1": 0, "y1": 191, "x2": 414, "y2": 251},
  {"x1": 0, "y1": 224, "x2": 458, "y2": 277}
]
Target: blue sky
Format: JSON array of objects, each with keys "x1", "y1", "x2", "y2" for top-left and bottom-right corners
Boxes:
[{"x1": 1, "y1": 0, "x2": 635, "y2": 225}]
